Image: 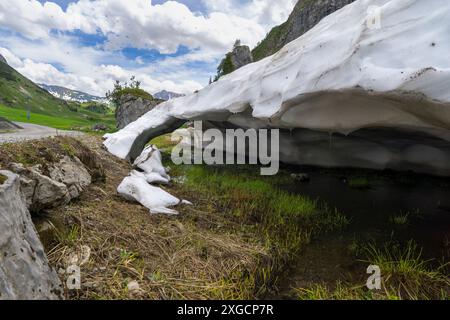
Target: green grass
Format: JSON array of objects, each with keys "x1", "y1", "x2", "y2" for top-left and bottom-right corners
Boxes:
[
  {"x1": 295, "y1": 241, "x2": 450, "y2": 300},
  {"x1": 390, "y1": 212, "x2": 410, "y2": 226},
  {"x1": 0, "y1": 173, "x2": 7, "y2": 184},
  {"x1": 348, "y1": 177, "x2": 371, "y2": 189},
  {"x1": 55, "y1": 225, "x2": 80, "y2": 248},
  {"x1": 296, "y1": 282, "x2": 375, "y2": 300},
  {"x1": 167, "y1": 163, "x2": 350, "y2": 297},
  {"x1": 362, "y1": 241, "x2": 450, "y2": 299},
  {"x1": 0, "y1": 104, "x2": 115, "y2": 131},
  {"x1": 0, "y1": 61, "x2": 115, "y2": 131}
]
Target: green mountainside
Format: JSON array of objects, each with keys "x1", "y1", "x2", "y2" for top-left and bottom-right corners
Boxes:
[
  {"x1": 0, "y1": 60, "x2": 114, "y2": 131},
  {"x1": 252, "y1": 0, "x2": 355, "y2": 62}
]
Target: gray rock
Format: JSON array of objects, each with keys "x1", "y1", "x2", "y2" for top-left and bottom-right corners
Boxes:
[
  {"x1": 20, "y1": 165, "x2": 70, "y2": 212},
  {"x1": 10, "y1": 157, "x2": 92, "y2": 212},
  {"x1": 49, "y1": 156, "x2": 92, "y2": 199},
  {"x1": 230, "y1": 44, "x2": 253, "y2": 70},
  {"x1": 0, "y1": 171, "x2": 63, "y2": 300},
  {"x1": 115, "y1": 94, "x2": 163, "y2": 129}
]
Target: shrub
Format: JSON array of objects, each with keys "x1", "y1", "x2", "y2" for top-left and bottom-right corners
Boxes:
[{"x1": 106, "y1": 76, "x2": 153, "y2": 106}]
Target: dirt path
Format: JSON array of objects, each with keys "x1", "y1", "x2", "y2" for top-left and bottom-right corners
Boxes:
[{"x1": 0, "y1": 122, "x2": 83, "y2": 143}]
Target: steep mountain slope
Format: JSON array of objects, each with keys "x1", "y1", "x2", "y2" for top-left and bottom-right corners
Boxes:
[
  {"x1": 0, "y1": 60, "x2": 75, "y2": 116},
  {"x1": 39, "y1": 84, "x2": 106, "y2": 103},
  {"x1": 0, "y1": 60, "x2": 114, "y2": 130},
  {"x1": 252, "y1": 0, "x2": 355, "y2": 61},
  {"x1": 0, "y1": 54, "x2": 7, "y2": 65}
]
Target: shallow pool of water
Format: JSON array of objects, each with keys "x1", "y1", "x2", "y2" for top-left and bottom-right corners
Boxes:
[{"x1": 276, "y1": 167, "x2": 450, "y2": 297}]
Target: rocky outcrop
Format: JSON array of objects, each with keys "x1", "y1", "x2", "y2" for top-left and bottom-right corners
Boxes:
[
  {"x1": 104, "y1": 0, "x2": 450, "y2": 177},
  {"x1": 0, "y1": 170, "x2": 62, "y2": 300},
  {"x1": 9, "y1": 156, "x2": 91, "y2": 212},
  {"x1": 252, "y1": 0, "x2": 355, "y2": 61},
  {"x1": 115, "y1": 94, "x2": 163, "y2": 129},
  {"x1": 230, "y1": 45, "x2": 253, "y2": 70},
  {"x1": 216, "y1": 42, "x2": 254, "y2": 79}
]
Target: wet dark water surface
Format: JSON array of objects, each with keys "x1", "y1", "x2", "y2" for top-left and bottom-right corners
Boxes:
[{"x1": 276, "y1": 168, "x2": 450, "y2": 297}]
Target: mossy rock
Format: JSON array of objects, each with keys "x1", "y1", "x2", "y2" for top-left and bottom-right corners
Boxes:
[{"x1": 116, "y1": 88, "x2": 153, "y2": 101}]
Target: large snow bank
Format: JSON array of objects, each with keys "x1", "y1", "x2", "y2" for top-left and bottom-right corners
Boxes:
[{"x1": 104, "y1": 0, "x2": 450, "y2": 175}]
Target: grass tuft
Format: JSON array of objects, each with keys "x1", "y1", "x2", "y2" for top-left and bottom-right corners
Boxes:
[
  {"x1": 362, "y1": 241, "x2": 450, "y2": 299},
  {"x1": 347, "y1": 177, "x2": 371, "y2": 189}
]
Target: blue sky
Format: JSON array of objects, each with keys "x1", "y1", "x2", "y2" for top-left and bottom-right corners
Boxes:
[{"x1": 0, "y1": 0, "x2": 296, "y2": 96}]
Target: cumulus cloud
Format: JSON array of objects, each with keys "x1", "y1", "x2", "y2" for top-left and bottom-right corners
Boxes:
[
  {"x1": 0, "y1": 0, "x2": 270, "y2": 53},
  {"x1": 0, "y1": 47, "x2": 203, "y2": 96},
  {"x1": 0, "y1": 0, "x2": 296, "y2": 96},
  {"x1": 202, "y1": 0, "x2": 297, "y2": 29}
]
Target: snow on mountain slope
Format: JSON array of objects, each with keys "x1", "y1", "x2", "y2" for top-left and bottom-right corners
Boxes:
[
  {"x1": 104, "y1": 0, "x2": 450, "y2": 176},
  {"x1": 39, "y1": 84, "x2": 107, "y2": 103}
]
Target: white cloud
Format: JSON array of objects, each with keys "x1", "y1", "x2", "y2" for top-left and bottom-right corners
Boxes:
[
  {"x1": 0, "y1": 0, "x2": 273, "y2": 53},
  {"x1": 202, "y1": 0, "x2": 297, "y2": 29},
  {"x1": 0, "y1": 0, "x2": 297, "y2": 96},
  {"x1": 0, "y1": 47, "x2": 203, "y2": 96}
]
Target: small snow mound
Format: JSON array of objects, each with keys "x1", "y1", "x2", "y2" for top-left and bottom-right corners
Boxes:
[
  {"x1": 133, "y1": 145, "x2": 170, "y2": 184},
  {"x1": 118, "y1": 146, "x2": 190, "y2": 215}
]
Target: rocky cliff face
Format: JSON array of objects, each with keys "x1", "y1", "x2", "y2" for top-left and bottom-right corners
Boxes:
[
  {"x1": 216, "y1": 43, "x2": 254, "y2": 80},
  {"x1": 115, "y1": 94, "x2": 163, "y2": 129},
  {"x1": 230, "y1": 45, "x2": 253, "y2": 70},
  {"x1": 253, "y1": 0, "x2": 355, "y2": 61},
  {"x1": 0, "y1": 171, "x2": 63, "y2": 300}
]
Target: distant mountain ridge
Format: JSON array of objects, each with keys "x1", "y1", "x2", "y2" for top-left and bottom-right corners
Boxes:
[
  {"x1": 39, "y1": 84, "x2": 107, "y2": 103},
  {"x1": 154, "y1": 90, "x2": 184, "y2": 101}
]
